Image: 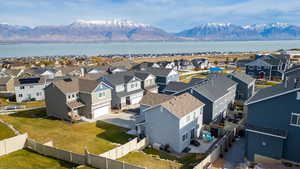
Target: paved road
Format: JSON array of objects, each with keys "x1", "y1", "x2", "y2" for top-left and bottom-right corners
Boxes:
[{"x1": 223, "y1": 137, "x2": 246, "y2": 169}]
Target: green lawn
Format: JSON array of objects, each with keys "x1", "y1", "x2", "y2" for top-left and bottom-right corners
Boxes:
[
  {"x1": 0, "y1": 122, "x2": 15, "y2": 140},
  {"x1": 0, "y1": 149, "x2": 76, "y2": 169},
  {"x1": 0, "y1": 109, "x2": 134, "y2": 154},
  {"x1": 119, "y1": 151, "x2": 182, "y2": 169},
  {"x1": 120, "y1": 148, "x2": 204, "y2": 169},
  {"x1": 0, "y1": 98, "x2": 45, "y2": 108}
]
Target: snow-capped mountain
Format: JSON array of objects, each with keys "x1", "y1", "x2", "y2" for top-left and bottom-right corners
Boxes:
[
  {"x1": 0, "y1": 20, "x2": 174, "y2": 42},
  {"x1": 177, "y1": 23, "x2": 300, "y2": 40},
  {"x1": 2, "y1": 21, "x2": 300, "y2": 42}
]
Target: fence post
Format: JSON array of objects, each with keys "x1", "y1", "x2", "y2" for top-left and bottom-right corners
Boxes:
[{"x1": 106, "y1": 157, "x2": 108, "y2": 169}]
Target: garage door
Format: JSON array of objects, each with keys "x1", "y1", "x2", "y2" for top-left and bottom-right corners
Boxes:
[
  {"x1": 131, "y1": 95, "x2": 143, "y2": 104},
  {"x1": 93, "y1": 104, "x2": 110, "y2": 119}
]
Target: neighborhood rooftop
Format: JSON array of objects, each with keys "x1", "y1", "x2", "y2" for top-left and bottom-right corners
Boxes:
[
  {"x1": 192, "y1": 74, "x2": 237, "y2": 102},
  {"x1": 247, "y1": 77, "x2": 300, "y2": 105}
]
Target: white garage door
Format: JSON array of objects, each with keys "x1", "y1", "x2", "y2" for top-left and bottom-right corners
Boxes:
[
  {"x1": 131, "y1": 95, "x2": 143, "y2": 104},
  {"x1": 93, "y1": 104, "x2": 110, "y2": 119}
]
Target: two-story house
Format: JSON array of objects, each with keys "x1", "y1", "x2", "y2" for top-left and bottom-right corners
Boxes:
[
  {"x1": 191, "y1": 58, "x2": 210, "y2": 69},
  {"x1": 138, "y1": 92, "x2": 204, "y2": 153},
  {"x1": 14, "y1": 77, "x2": 47, "y2": 102},
  {"x1": 227, "y1": 71, "x2": 256, "y2": 101},
  {"x1": 98, "y1": 72, "x2": 144, "y2": 109},
  {"x1": 134, "y1": 72, "x2": 158, "y2": 93},
  {"x1": 245, "y1": 54, "x2": 291, "y2": 80},
  {"x1": 245, "y1": 77, "x2": 300, "y2": 165},
  {"x1": 45, "y1": 78, "x2": 112, "y2": 121},
  {"x1": 140, "y1": 67, "x2": 179, "y2": 92},
  {"x1": 183, "y1": 75, "x2": 237, "y2": 124}
]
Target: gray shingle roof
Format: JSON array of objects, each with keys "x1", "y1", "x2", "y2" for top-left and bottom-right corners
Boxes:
[
  {"x1": 140, "y1": 92, "x2": 174, "y2": 106},
  {"x1": 101, "y1": 72, "x2": 142, "y2": 85},
  {"x1": 163, "y1": 78, "x2": 206, "y2": 93},
  {"x1": 229, "y1": 71, "x2": 255, "y2": 85},
  {"x1": 247, "y1": 78, "x2": 300, "y2": 105},
  {"x1": 192, "y1": 74, "x2": 237, "y2": 102},
  {"x1": 143, "y1": 67, "x2": 174, "y2": 77}
]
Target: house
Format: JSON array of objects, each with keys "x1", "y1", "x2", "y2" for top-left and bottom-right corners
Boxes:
[
  {"x1": 141, "y1": 67, "x2": 179, "y2": 92},
  {"x1": 45, "y1": 78, "x2": 112, "y2": 121},
  {"x1": 0, "y1": 77, "x2": 15, "y2": 93},
  {"x1": 157, "y1": 61, "x2": 176, "y2": 69},
  {"x1": 284, "y1": 64, "x2": 300, "y2": 80},
  {"x1": 227, "y1": 71, "x2": 256, "y2": 101},
  {"x1": 245, "y1": 54, "x2": 291, "y2": 80},
  {"x1": 183, "y1": 75, "x2": 237, "y2": 124},
  {"x1": 191, "y1": 58, "x2": 210, "y2": 69},
  {"x1": 131, "y1": 62, "x2": 160, "y2": 70},
  {"x1": 98, "y1": 72, "x2": 144, "y2": 109},
  {"x1": 177, "y1": 59, "x2": 194, "y2": 70},
  {"x1": 134, "y1": 72, "x2": 158, "y2": 93},
  {"x1": 138, "y1": 92, "x2": 204, "y2": 153},
  {"x1": 245, "y1": 77, "x2": 300, "y2": 165},
  {"x1": 59, "y1": 66, "x2": 83, "y2": 77},
  {"x1": 21, "y1": 67, "x2": 63, "y2": 79},
  {"x1": 14, "y1": 77, "x2": 47, "y2": 102},
  {"x1": 162, "y1": 78, "x2": 205, "y2": 95}
]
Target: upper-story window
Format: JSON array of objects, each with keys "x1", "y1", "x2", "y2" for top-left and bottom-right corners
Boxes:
[
  {"x1": 68, "y1": 95, "x2": 71, "y2": 99},
  {"x1": 20, "y1": 86, "x2": 25, "y2": 90},
  {"x1": 290, "y1": 113, "x2": 300, "y2": 127},
  {"x1": 248, "y1": 66, "x2": 254, "y2": 70},
  {"x1": 296, "y1": 92, "x2": 300, "y2": 100},
  {"x1": 186, "y1": 114, "x2": 191, "y2": 123},
  {"x1": 98, "y1": 92, "x2": 105, "y2": 98},
  {"x1": 257, "y1": 66, "x2": 261, "y2": 70}
]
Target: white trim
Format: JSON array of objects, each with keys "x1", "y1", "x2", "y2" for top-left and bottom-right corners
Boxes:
[
  {"x1": 246, "y1": 129, "x2": 286, "y2": 139},
  {"x1": 246, "y1": 88, "x2": 300, "y2": 105}
]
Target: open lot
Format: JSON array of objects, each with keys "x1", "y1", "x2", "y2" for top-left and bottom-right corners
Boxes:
[
  {"x1": 0, "y1": 122, "x2": 15, "y2": 140},
  {"x1": 0, "y1": 108, "x2": 134, "y2": 154},
  {"x1": 0, "y1": 149, "x2": 76, "y2": 169}
]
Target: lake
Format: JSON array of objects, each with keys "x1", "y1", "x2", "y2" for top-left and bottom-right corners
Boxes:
[{"x1": 1, "y1": 40, "x2": 300, "y2": 57}]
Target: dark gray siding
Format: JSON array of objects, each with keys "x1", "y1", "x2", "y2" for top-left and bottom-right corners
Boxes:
[
  {"x1": 45, "y1": 85, "x2": 70, "y2": 120},
  {"x1": 247, "y1": 90, "x2": 300, "y2": 163}
]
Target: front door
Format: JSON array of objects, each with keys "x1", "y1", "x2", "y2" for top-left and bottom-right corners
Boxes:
[
  {"x1": 190, "y1": 128, "x2": 195, "y2": 139},
  {"x1": 126, "y1": 96, "x2": 131, "y2": 105},
  {"x1": 259, "y1": 71, "x2": 265, "y2": 79}
]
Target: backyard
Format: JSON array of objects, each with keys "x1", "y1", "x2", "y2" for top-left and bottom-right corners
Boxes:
[
  {"x1": 0, "y1": 108, "x2": 134, "y2": 154},
  {"x1": 180, "y1": 72, "x2": 208, "y2": 83},
  {"x1": 0, "y1": 149, "x2": 77, "y2": 169},
  {"x1": 0, "y1": 98, "x2": 45, "y2": 108},
  {"x1": 119, "y1": 147, "x2": 205, "y2": 169},
  {"x1": 0, "y1": 122, "x2": 15, "y2": 140}
]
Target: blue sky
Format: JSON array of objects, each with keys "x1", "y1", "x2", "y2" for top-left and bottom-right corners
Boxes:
[{"x1": 1, "y1": 0, "x2": 300, "y2": 32}]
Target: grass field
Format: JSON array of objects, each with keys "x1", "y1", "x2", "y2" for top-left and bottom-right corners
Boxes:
[
  {"x1": 119, "y1": 151, "x2": 182, "y2": 169},
  {"x1": 180, "y1": 73, "x2": 208, "y2": 83},
  {"x1": 0, "y1": 122, "x2": 15, "y2": 140},
  {"x1": 0, "y1": 149, "x2": 76, "y2": 169},
  {"x1": 120, "y1": 148, "x2": 204, "y2": 169},
  {"x1": 0, "y1": 98, "x2": 45, "y2": 108},
  {"x1": 0, "y1": 109, "x2": 133, "y2": 154}
]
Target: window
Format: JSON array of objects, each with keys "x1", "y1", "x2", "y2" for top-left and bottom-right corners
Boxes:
[
  {"x1": 290, "y1": 113, "x2": 300, "y2": 127},
  {"x1": 182, "y1": 133, "x2": 188, "y2": 142},
  {"x1": 186, "y1": 114, "x2": 191, "y2": 123},
  {"x1": 36, "y1": 92, "x2": 40, "y2": 96},
  {"x1": 131, "y1": 83, "x2": 135, "y2": 88},
  {"x1": 98, "y1": 92, "x2": 105, "y2": 98},
  {"x1": 257, "y1": 66, "x2": 261, "y2": 70},
  {"x1": 30, "y1": 85, "x2": 33, "y2": 88},
  {"x1": 68, "y1": 95, "x2": 71, "y2": 99},
  {"x1": 72, "y1": 94, "x2": 75, "y2": 98},
  {"x1": 20, "y1": 86, "x2": 25, "y2": 89},
  {"x1": 248, "y1": 66, "x2": 254, "y2": 70},
  {"x1": 297, "y1": 92, "x2": 300, "y2": 100},
  {"x1": 18, "y1": 94, "x2": 23, "y2": 97}
]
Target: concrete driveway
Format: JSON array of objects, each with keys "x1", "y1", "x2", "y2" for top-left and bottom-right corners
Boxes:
[{"x1": 96, "y1": 112, "x2": 136, "y2": 129}]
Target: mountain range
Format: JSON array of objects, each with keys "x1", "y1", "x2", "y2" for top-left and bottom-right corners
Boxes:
[{"x1": 1, "y1": 20, "x2": 300, "y2": 42}]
